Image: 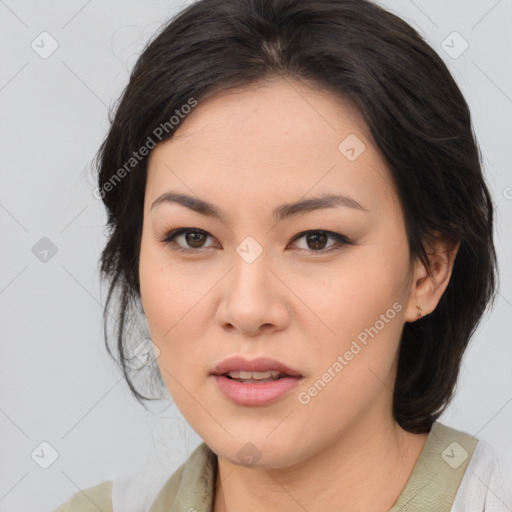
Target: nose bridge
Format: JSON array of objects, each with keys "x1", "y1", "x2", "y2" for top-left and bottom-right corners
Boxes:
[
  {"x1": 229, "y1": 239, "x2": 273, "y2": 303},
  {"x1": 217, "y1": 237, "x2": 289, "y2": 334}
]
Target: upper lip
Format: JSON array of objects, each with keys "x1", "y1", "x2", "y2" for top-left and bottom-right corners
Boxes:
[{"x1": 211, "y1": 356, "x2": 302, "y2": 377}]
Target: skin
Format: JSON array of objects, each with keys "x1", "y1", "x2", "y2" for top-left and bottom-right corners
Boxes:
[{"x1": 138, "y1": 77, "x2": 459, "y2": 512}]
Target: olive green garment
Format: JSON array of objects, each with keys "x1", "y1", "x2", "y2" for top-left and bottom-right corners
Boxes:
[{"x1": 53, "y1": 421, "x2": 478, "y2": 512}]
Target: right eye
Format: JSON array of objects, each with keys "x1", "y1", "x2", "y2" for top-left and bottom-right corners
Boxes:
[{"x1": 160, "y1": 228, "x2": 218, "y2": 252}]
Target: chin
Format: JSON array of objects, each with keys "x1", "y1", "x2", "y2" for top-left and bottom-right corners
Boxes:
[{"x1": 206, "y1": 433, "x2": 312, "y2": 470}]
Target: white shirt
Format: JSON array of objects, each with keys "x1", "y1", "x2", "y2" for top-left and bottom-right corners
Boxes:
[{"x1": 451, "y1": 438, "x2": 512, "y2": 511}]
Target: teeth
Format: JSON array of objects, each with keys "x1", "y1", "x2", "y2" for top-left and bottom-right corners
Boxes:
[{"x1": 226, "y1": 370, "x2": 282, "y2": 380}]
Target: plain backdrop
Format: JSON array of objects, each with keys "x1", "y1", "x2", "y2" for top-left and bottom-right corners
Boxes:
[{"x1": 1, "y1": 0, "x2": 511, "y2": 510}]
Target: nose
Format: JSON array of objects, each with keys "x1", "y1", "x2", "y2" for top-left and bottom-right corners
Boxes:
[{"x1": 215, "y1": 251, "x2": 291, "y2": 337}]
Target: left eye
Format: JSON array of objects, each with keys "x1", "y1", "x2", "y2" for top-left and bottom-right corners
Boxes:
[
  {"x1": 290, "y1": 230, "x2": 351, "y2": 252},
  {"x1": 160, "y1": 228, "x2": 351, "y2": 253}
]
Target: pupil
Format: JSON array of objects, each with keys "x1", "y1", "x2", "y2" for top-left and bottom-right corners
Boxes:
[
  {"x1": 187, "y1": 232, "x2": 205, "y2": 248},
  {"x1": 307, "y1": 232, "x2": 327, "y2": 250}
]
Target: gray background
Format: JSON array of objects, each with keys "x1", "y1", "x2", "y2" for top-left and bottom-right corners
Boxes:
[{"x1": 1, "y1": 0, "x2": 511, "y2": 510}]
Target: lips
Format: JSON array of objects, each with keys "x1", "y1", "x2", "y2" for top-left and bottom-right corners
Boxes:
[
  {"x1": 211, "y1": 356, "x2": 303, "y2": 378},
  {"x1": 211, "y1": 356, "x2": 303, "y2": 406}
]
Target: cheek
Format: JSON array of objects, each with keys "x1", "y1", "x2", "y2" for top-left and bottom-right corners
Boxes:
[
  {"x1": 297, "y1": 247, "x2": 410, "y2": 398},
  {"x1": 305, "y1": 250, "x2": 408, "y2": 340},
  {"x1": 139, "y1": 236, "x2": 203, "y2": 336},
  {"x1": 139, "y1": 240, "x2": 215, "y2": 391},
  {"x1": 291, "y1": 271, "x2": 407, "y2": 435}
]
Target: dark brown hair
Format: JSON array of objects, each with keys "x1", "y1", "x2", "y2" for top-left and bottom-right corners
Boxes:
[{"x1": 93, "y1": 0, "x2": 498, "y2": 433}]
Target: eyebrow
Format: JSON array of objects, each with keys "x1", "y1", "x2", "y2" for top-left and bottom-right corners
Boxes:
[{"x1": 150, "y1": 191, "x2": 368, "y2": 222}]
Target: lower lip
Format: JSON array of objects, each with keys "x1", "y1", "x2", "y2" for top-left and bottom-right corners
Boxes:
[{"x1": 213, "y1": 375, "x2": 302, "y2": 406}]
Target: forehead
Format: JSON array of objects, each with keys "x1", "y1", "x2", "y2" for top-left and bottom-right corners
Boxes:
[
  {"x1": 163, "y1": 78, "x2": 370, "y2": 150},
  {"x1": 146, "y1": 78, "x2": 397, "y2": 216}
]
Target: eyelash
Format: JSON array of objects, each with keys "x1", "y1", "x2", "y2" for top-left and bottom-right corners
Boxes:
[{"x1": 159, "y1": 228, "x2": 353, "y2": 255}]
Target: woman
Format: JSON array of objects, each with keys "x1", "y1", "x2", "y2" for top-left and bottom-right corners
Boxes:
[{"x1": 55, "y1": 0, "x2": 511, "y2": 510}]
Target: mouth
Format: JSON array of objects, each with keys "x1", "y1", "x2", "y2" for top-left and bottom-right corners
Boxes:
[
  {"x1": 211, "y1": 356, "x2": 303, "y2": 406},
  {"x1": 221, "y1": 369, "x2": 296, "y2": 383},
  {"x1": 211, "y1": 355, "x2": 303, "y2": 379}
]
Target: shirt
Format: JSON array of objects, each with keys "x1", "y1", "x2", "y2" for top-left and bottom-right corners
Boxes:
[{"x1": 53, "y1": 421, "x2": 512, "y2": 511}]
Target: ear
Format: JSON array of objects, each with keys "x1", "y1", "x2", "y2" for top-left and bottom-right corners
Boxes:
[{"x1": 404, "y1": 236, "x2": 460, "y2": 322}]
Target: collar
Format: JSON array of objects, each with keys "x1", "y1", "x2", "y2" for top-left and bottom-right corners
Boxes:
[{"x1": 149, "y1": 421, "x2": 478, "y2": 512}]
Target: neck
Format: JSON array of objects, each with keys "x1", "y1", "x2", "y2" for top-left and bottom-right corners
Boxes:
[{"x1": 213, "y1": 414, "x2": 429, "y2": 512}]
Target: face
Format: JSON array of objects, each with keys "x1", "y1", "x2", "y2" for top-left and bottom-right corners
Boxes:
[{"x1": 139, "y1": 78, "x2": 419, "y2": 469}]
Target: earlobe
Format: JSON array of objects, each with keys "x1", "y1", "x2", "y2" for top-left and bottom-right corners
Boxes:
[
  {"x1": 405, "y1": 239, "x2": 460, "y2": 323},
  {"x1": 404, "y1": 257, "x2": 430, "y2": 322}
]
